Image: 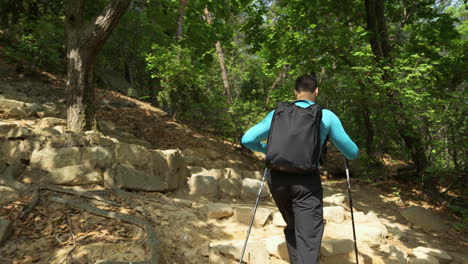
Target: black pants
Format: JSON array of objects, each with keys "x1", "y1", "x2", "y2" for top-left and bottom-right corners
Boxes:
[{"x1": 267, "y1": 169, "x2": 324, "y2": 264}]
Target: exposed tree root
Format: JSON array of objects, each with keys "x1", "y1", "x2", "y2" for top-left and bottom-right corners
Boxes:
[{"x1": 49, "y1": 196, "x2": 159, "y2": 264}]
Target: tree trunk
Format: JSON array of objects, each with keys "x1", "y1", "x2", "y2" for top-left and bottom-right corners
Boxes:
[
  {"x1": 203, "y1": 7, "x2": 232, "y2": 105},
  {"x1": 65, "y1": 0, "x2": 131, "y2": 132},
  {"x1": 176, "y1": 0, "x2": 187, "y2": 41},
  {"x1": 364, "y1": 0, "x2": 434, "y2": 195},
  {"x1": 358, "y1": 80, "x2": 374, "y2": 158}
]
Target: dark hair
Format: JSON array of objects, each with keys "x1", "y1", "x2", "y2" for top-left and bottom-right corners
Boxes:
[{"x1": 295, "y1": 73, "x2": 318, "y2": 92}]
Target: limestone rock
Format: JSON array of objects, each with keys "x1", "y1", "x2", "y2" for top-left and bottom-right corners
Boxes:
[
  {"x1": 264, "y1": 236, "x2": 289, "y2": 261},
  {"x1": 33, "y1": 127, "x2": 61, "y2": 136},
  {"x1": 321, "y1": 236, "x2": 354, "y2": 257},
  {"x1": 6, "y1": 127, "x2": 30, "y2": 138},
  {"x1": 209, "y1": 239, "x2": 269, "y2": 264},
  {"x1": 223, "y1": 168, "x2": 243, "y2": 180},
  {"x1": 85, "y1": 132, "x2": 114, "y2": 146},
  {"x1": 200, "y1": 168, "x2": 225, "y2": 179},
  {"x1": 409, "y1": 251, "x2": 440, "y2": 264},
  {"x1": 114, "y1": 143, "x2": 152, "y2": 170},
  {"x1": 323, "y1": 193, "x2": 349, "y2": 209},
  {"x1": 188, "y1": 175, "x2": 218, "y2": 198},
  {"x1": 7, "y1": 107, "x2": 30, "y2": 118},
  {"x1": 219, "y1": 178, "x2": 242, "y2": 197},
  {"x1": 0, "y1": 122, "x2": 18, "y2": 137},
  {"x1": 199, "y1": 203, "x2": 234, "y2": 219},
  {"x1": 37, "y1": 117, "x2": 66, "y2": 128},
  {"x1": 241, "y1": 178, "x2": 270, "y2": 200},
  {"x1": 187, "y1": 166, "x2": 206, "y2": 175},
  {"x1": 321, "y1": 251, "x2": 365, "y2": 264},
  {"x1": 242, "y1": 170, "x2": 263, "y2": 180},
  {"x1": 48, "y1": 165, "x2": 101, "y2": 185},
  {"x1": 413, "y1": 247, "x2": 452, "y2": 263},
  {"x1": 324, "y1": 206, "x2": 346, "y2": 224},
  {"x1": 157, "y1": 149, "x2": 190, "y2": 190},
  {"x1": 0, "y1": 217, "x2": 12, "y2": 245},
  {"x1": 30, "y1": 147, "x2": 82, "y2": 170},
  {"x1": 232, "y1": 206, "x2": 271, "y2": 227},
  {"x1": 325, "y1": 221, "x2": 387, "y2": 246},
  {"x1": 380, "y1": 244, "x2": 408, "y2": 264},
  {"x1": 0, "y1": 98, "x2": 25, "y2": 111},
  {"x1": 272, "y1": 211, "x2": 287, "y2": 227},
  {"x1": 401, "y1": 206, "x2": 449, "y2": 233},
  {"x1": 1, "y1": 140, "x2": 38, "y2": 162},
  {"x1": 111, "y1": 164, "x2": 166, "y2": 191},
  {"x1": 82, "y1": 146, "x2": 114, "y2": 169}
]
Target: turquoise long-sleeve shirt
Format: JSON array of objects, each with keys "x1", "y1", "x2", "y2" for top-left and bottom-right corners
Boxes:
[{"x1": 241, "y1": 100, "x2": 359, "y2": 160}]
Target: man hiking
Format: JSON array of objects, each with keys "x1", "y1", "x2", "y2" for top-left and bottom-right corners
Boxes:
[{"x1": 241, "y1": 73, "x2": 359, "y2": 264}]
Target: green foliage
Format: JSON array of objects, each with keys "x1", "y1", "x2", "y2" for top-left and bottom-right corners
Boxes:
[{"x1": 1, "y1": 18, "x2": 64, "y2": 72}]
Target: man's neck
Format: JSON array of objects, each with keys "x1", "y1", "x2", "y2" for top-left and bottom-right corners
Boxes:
[{"x1": 296, "y1": 95, "x2": 316, "y2": 102}]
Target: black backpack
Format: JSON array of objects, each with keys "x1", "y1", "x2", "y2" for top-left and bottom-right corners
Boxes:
[{"x1": 265, "y1": 100, "x2": 323, "y2": 174}]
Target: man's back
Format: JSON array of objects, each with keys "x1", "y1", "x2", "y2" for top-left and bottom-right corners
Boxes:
[{"x1": 241, "y1": 100, "x2": 359, "y2": 161}]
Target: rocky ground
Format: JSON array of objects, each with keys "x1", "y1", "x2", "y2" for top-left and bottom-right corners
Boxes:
[{"x1": 0, "y1": 60, "x2": 467, "y2": 264}]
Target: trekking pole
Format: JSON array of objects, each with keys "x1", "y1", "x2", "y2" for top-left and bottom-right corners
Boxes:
[
  {"x1": 345, "y1": 158, "x2": 359, "y2": 264},
  {"x1": 238, "y1": 168, "x2": 268, "y2": 264}
]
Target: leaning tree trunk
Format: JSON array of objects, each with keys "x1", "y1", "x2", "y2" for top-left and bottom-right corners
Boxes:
[
  {"x1": 364, "y1": 0, "x2": 434, "y2": 195},
  {"x1": 203, "y1": 7, "x2": 233, "y2": 105},
  {"x1": 65, "y1": 0, "x2": 131, "y2": 132}
]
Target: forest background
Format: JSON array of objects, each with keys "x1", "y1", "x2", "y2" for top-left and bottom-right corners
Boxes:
[{"x1": 0, "y1": 0, "x2": 466, "y2": 227}]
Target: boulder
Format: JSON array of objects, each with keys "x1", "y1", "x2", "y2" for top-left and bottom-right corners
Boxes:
[
  {"x1": 199, "y1": 203, "x2": 234, "y2": 219},
  {"x1": 413, "y1": 247, "x2": 452, "y2": 263},
  {"x1": 1, "y1": 140, "x2": 38, "y2": 162},
  {"x1": 380, "y1": 244, "x2": 408, "y2": 264},
  {"x1": 232, "y1": 206, "x2": 271, "y2": 227},
  {"x1": 324, "y1": 206, "x2": 346, "y2": 224},
  {"x1": 242, "y1": 170, "x2": 263, "y2": 180},
  {"x1": 6, "y1": 127, "x2": 30, "y2": 138},
  {"x1": 401, "y1": 206, "x2": 449, "y2": 233},
  {"x1": 36, "y1": 117, "x2": 66, "y2": 128},
  {"x1": 323, "y1": 193, "x2": 349, "y2": 209},
  {"x1": 408, "y1": 251, "x2": 440, "y2": 264},
  {"x1": 272, "y1": 211, "x2": 287, "y2": 227},
  {"x1": 199, "y1": 168, "x2": 225, "y2": 180},
  {"x1": 110, "y1": 164, "x2": 166, "y2": 191},
  {"x1": 45, "y1": 133, "x2": 87, "y2": 148},
  {"x1": 0, "y1": 217, "x2": 12, "y2": 245},
  {"x1": 156, "y1": 149, "x2": 190, "y2": 190},
  {"x1": 209, "y1": 239, "x2": 269, "y2": 264},
  {"x1": 321, "y1": 236, "x2": 354, "y2": 257},
  {"x1": 325, "y1": 221, "x2": 387, "y2": 246},
  {"x1": 6, "y1": 107, "x2": 30, "y2": 118},
  {"x1": 0, "y1": 122, "x2": 18, "y2": 137},
  {"x1": 82, "y1": 146, "x2": 114, "y2": 169},
  {"x1": 85, "y1": 132, "x2": 115, "y2": 146},
  {"x1": 264, "y1": 236, "x2": 289, "y2": 261},
  {"x1": 114, "y1": 143, "x2": 152, "y2": 170},
  {"x1": 48, "y1": 165, "x2": 101, "y2": 185},
  {"x1": 30, "y1": 147, "x2": 82, "y2": 170},
  {"x1": 321, "y1": 251, "x2": 365, "y2": 264},
  {"x1": 0, "y1": 98, "x2": 25, "y2": 111},
  {"x1": 223, "y1": 168, "x2": 243, "y2": 180},
  {"x1": 188, "y1": 175, "x2": 218, "y2": 198},
  {"x1": 241, "y1": 178, "x2": 270, "y2": 200},
  {"x1": 33, "y1": 127, "x2": 61, "y2": 136},
  {"x1": 219, "y1": 178, "x2": 242, "y2": 197}
]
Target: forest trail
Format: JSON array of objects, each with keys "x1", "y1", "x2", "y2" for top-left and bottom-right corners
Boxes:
[{"x1": 0, "y1": 63, "x2": 467, "y2": 264}]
